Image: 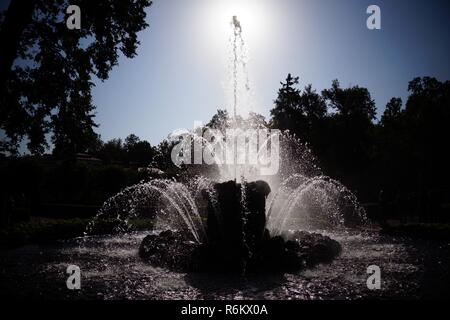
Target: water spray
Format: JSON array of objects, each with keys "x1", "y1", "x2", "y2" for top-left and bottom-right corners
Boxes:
[{"x1": 232, "y1": 15, "x2": 240, "y2": 180}]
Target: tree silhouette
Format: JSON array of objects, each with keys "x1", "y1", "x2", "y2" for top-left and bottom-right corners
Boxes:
[
  {"x1": 381, "y1": 97, "x2": 403, "y2": 126},
  {"x1": 124, "y1": 134, "x2": 156, "y2": 166},
  {"x1": 271, "y1": 75, "x2": 327, "y2": 142},
  {"x1": 322, "y1": 79, "x2": 376, "y2": 121},
  {"x1": 0, "y1": 0, "x2": 153, "y2": 155},
  {"x1": 300, "y1": 84, "x2": 327, "y2": 122},
  {"x1": 207, "y1": 109, "x2": 230, "y2": 131},
  {"x1": 404, "y1": 77, "x2": 450, "y2": 191},
  {"x1": 270, "y1": 74, "x2": 328, "y2": 168},
  {"x1": 98, "y1": 138, "x2": 125, "y2": 164},
  {"x1": 321, "y1": 80, "x2": 376, "y2": 178},
  {"x1": 270, "y1": 74, "x2": 301, "y2": 132}
]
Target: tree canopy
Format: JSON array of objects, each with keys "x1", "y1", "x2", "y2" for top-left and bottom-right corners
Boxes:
[{"x1": 0, "y1": 0, "x2": 153, "y2": 156}]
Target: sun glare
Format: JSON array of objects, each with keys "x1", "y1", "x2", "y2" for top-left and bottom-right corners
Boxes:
[
  {"x1": 195, "y1": 0, "x2": 279, "y2": 117},
  {"x1": 203, "y1": 0, "x2": 274, "y2": 52}
]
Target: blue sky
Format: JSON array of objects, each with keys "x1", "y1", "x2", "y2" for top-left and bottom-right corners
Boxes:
[
  {"x1": 92, "y1": 0, "x2": 450, "y2": 145},
  {"x1": 2, "y1": 0, "x2": 450, "y2": 148}
]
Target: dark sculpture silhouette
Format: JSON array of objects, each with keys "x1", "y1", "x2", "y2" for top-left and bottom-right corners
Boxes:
[
  {"x1": 204, "y1": 180, "x2": 271, "y2": 272},
  {"x1": 140, "y1": 180, "x2": 341, "y2": 274}
]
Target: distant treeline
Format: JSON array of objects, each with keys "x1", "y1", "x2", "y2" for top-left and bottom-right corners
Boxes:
[
  {"x1": 271, "y1": 75, "x2": 450, "y2": 200},
  {"x1": 268, "y1": 75, "x2": 450, "y2": 223},
  {"x1": 1, "y1": 75, "x2": 450, "y2": 225},
  {"x1": 0, "y1": 135, "x2": 178, "y2": 225}
]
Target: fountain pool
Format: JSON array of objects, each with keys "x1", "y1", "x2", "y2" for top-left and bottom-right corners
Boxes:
[{"x1": 1, "y1": 230, "x2": 449, "y2": 299}]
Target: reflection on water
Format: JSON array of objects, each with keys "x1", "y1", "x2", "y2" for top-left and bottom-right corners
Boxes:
[{"x1": 0, "y1": 230, "x2": 449, "y2": 300}]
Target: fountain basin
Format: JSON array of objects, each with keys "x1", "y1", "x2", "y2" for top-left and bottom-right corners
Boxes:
[
  {"x1": 139, "y1": 180, "x2": 341, "y2": 273},
  {"x1": 139, "y1": 229, "x2": 341, "y2": 273}
]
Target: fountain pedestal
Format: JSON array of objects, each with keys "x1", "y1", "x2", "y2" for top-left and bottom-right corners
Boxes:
[
  {"x1": 205, "y1": 180, "x2": 271, "y2": 273},
  {"x1": 139, "y1": 179, "x2": 342, "y2": 273}
]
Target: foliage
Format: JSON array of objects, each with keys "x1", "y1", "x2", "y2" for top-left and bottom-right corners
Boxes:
[
  {"x1": 270, "y1": 75, "x2": 450, "y2": 205},
  {"x1": 0, "y1": 0, "x2": 153, "y2": 156}
]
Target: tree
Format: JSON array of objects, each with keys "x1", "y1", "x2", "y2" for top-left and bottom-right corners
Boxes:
[
  {"x1": 403, "y1": 77, "x2": 450, "y2": 190},
  {"x1": 270, "y1": 74, "x2": 328, "y2": 158},
  {"x1": 153, "y1": 139, "x2": 179, "y2": 174},
  {"x1": 246, "y1": 112, "x2": 268, "y2": 129},
  {"x1": 373, "y1": 98, "x2": 406, "y2": 193},
  {"x1": 322, "y1": 80, "x2": 376, "y2": 121},
  {"x1": 124, "y1": 134, "x2": 140, "y2": 151},
  {"x1": 297, "y1": 84, "x2": 327, "y2": 150},
  {"x1": 271, "y1": 74, "x2": 327, "y2": 135},
  {"x1": 270, "y1": 74, "x2": 301, "y2": 132},
  {"x1": 124, "y1": 134, "x2": 156, "y2": 166},
  {"x1": 0, "y1": 0, "x2": 153, "y2": 155},
  {"x1": 86, "y1": 134, "x2": 104, "y2": 155},
  {"x1": 381, "y1": 97, "x2": 403, "y2": 126},
  {"x1": 321, "y1": 80, "x2": 376, "y2": 189},
  {"x1": 300, "y1": 84, "x2": 327, "y2": 123},
  {"x1": 98, "y1": 138, "x2": 125, "y2": 164},
  {"x1": 207, "y1": 109, "x2": 230, "y2": 131}
]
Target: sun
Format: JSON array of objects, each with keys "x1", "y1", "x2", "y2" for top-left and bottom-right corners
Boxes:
[
  {"x1": 222, "y1": 0, "x2": 262, "y2": 32},
  {"x1": 195, "y1": 0, "x2": 279, "y2": 116},
  {"x1": 202, "y1": 0, "x2": 273, "y2": 51}
]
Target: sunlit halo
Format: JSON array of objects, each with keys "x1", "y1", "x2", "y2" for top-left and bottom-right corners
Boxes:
[
  {"x1": 203, "y1": 0, "x2": 272, "y2": 50},
  {"x1": 195, "y1": 0, "x2": 278, "y2": 117}
]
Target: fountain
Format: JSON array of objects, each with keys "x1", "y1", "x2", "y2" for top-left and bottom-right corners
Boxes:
[
  {"x1": 2, "y1": 13, "x2": 448, "y2": 302},
  {"x1": 86, "y1": 16, "x2": 366, "y2": 275},
  {"x1": 134, "y1": 177, "x2": 344, "y2": 274}
]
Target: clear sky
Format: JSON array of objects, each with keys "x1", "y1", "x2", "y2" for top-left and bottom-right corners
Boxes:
[
  {"x1": 2, "y1": 0, "x2": 450, "y2": 147},
  {"x1": 92, "y1": 0, "x2": 450, "y2": 145}
]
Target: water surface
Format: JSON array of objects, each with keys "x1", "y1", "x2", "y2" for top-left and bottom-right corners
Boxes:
[{"x1": 1, "y1": 231, "x2": 449, "y2": 300}]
